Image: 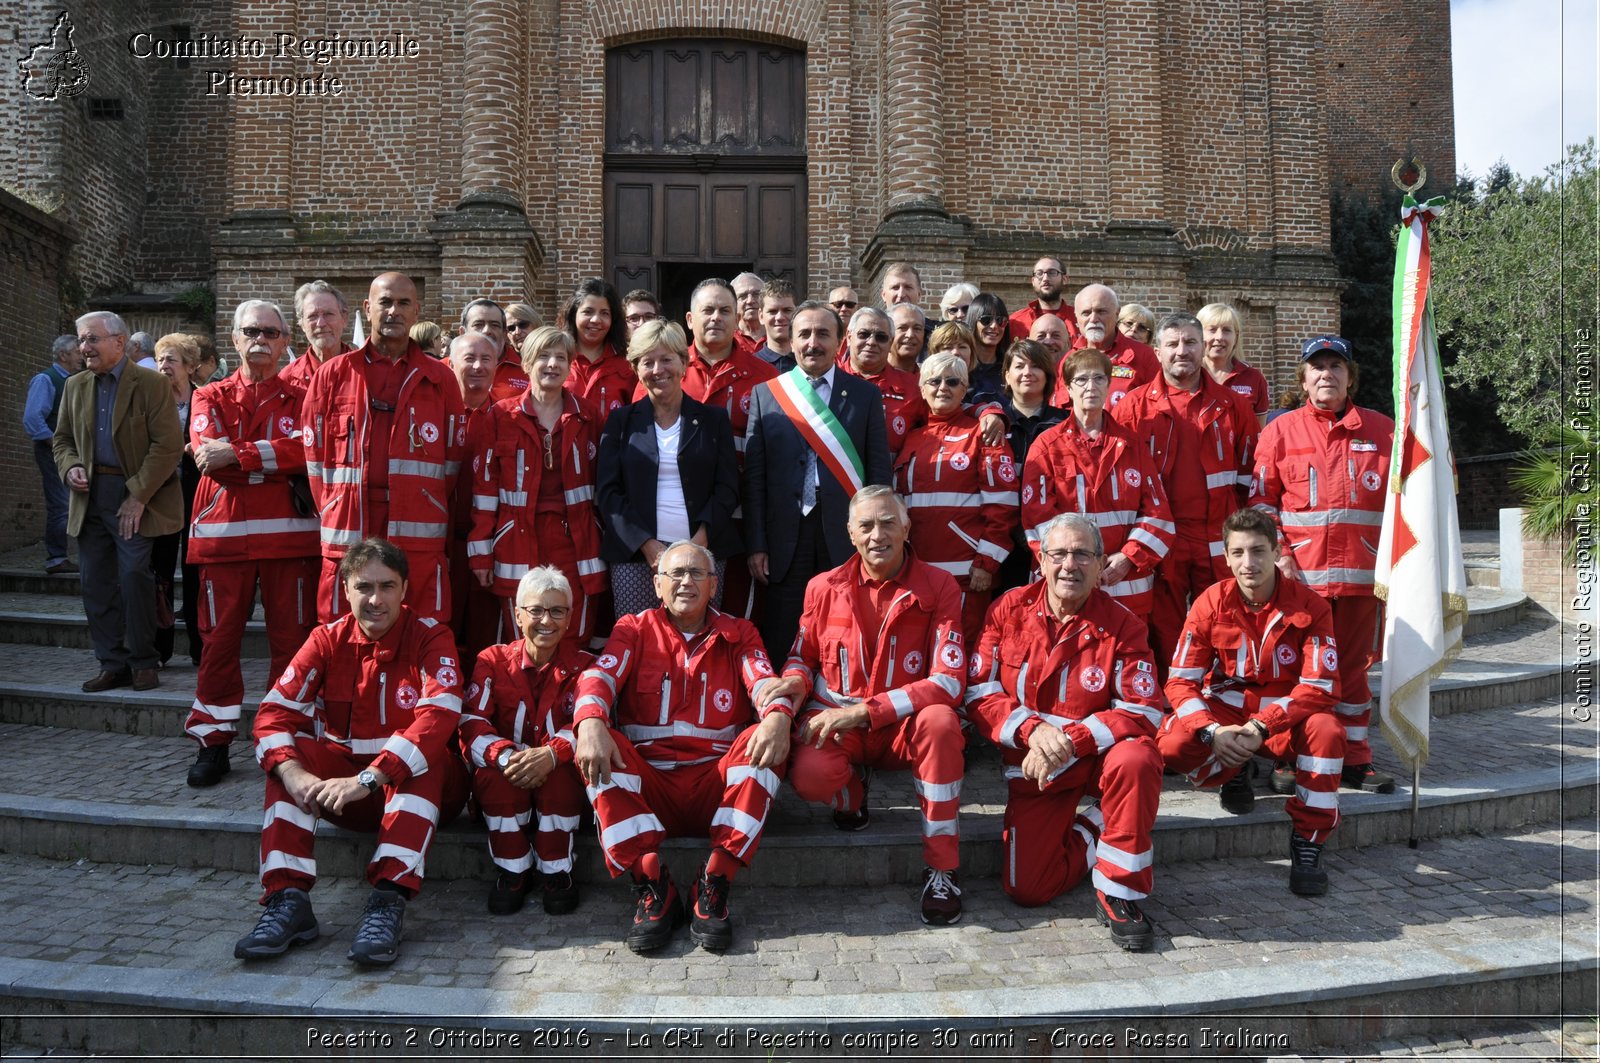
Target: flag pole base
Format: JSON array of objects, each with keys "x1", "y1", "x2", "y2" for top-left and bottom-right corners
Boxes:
[{"x1": 1407, "y1": 761, "x2": 1422, "y2": 848}]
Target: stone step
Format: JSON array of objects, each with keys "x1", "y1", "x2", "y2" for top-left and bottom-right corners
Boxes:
[
  {"x1": 1460, "y1": 585, "x2": 1527, "y2": 636},
  {"x1": 0, "y1": 820, "x2": 1590, "y2": 1053},
  {"x1": 0, "y1": 607, "x2": 1571, "y2": 741},
  {"x1": 0, "y1": 590, "x2": 269, "y2": 657},
  {"x1": 0, "y1": 696, "x2": 1590, "y2": 888},
  {"x1": 1466, "y1": 559, "x2": 1501, "y2": 588}
]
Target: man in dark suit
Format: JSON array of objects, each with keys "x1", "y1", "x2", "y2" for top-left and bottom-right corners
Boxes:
[
  {"x1": 53, "y1": 311, "x2": 184, "y2": 692},
  {"x1": 744, "y1": 301, "x2": 892, "y2": 660}
]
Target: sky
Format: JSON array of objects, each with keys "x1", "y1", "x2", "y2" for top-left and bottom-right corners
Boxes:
[{"x1": 1452, "y1": 0, "x2": 1599, "y2": 183}]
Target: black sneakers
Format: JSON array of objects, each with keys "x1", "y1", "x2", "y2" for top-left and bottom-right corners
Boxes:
[
  {"x1": 688, "y1": 870, "x2": 733, "y2": 951},
  {"x1": 1341, "y1": 763, "x2": 1397, "y2": 793},
  {"x1": 832, "y1": 767, "x2": 871, "y2": 831},
  {"x1": 541, "y1": 869, "x2": 580, "y2": 915},
  {"x1": 348, "y1": 887, "x2": 407, "y2": 966},
  {"x1": 487, "y1": 871, "x2": 532, "y2": 915},
  {"x1": 234, "y1": 887, "x2": 319, "y2": 960},
  {"x1": 625, "y1": 870, "x2": 684, "y2": 954},
  {"x1": 1093, "y1": 889, "x2": 1154, "y2": 951},
  {"x1": 1288, "y1": 832, "x2": 1329, "y2": 896},
  {"x1": 1269, "y1": 762, "x2": 1296, "y2": 795},
  {"x1": 187, "y1": 745, "x2": 230, "y2": 788},
  {"x1": 1219, "y1": 764, "x2": 1256, "y2": 814},
  {"x1": 920, "y1": 867, "x2": 962, "y2": 925}
]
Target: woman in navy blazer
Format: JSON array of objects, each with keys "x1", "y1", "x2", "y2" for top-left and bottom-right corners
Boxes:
[{"x1": 596, "y1": 320, "x2": 741, "y2": 615}]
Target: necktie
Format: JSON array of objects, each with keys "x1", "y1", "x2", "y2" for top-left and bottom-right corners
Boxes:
[{"x1": 801, "y1": 376, "x2": 822, "y2": 515}]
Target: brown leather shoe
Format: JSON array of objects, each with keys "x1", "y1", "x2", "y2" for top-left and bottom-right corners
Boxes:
[
  {"x1": 82, "y1": 668, "x2": 132, "y2": 693},
  {"x1": 130, "y1": 667, "x2": 159, "y2": 691}
]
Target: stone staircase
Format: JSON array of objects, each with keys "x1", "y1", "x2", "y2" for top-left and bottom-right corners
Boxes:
[{"x1": 0, "y1": 539, "x2": 1592, "y2": 1058}]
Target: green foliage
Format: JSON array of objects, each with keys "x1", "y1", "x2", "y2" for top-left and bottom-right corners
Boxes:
[
  {"x1": 1431, "y1": 139, "x2": 1598, "y2": 445},
  {"x1": 173, "y1": 285, "x2": 216, "y2": 328},
  {"x1": 1511, "y1": 417, "x2": 1597, "y2": 563}
]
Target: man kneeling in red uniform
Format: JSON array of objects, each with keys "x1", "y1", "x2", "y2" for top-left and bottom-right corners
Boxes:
[
  {"x1": 573, "y1": 540, "x2": 793, "y2": 954},
  {"x1": 235, "y1": 538, "x2": 466, "y2": 966},
  {"x1": 460, "y1": 565, "x2": 591, "y2": 917},
  {"x1": 1158, "y1": 508, "x2": 1345, "y2": 895},
  {"x1": 967, "y1": 513, "x2": 1165, "y2": 949},
  {"x1": 769, "y1": 484, "x2": 969, "y2": 926}
]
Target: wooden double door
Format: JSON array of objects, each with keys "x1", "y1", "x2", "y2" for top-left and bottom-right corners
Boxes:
[{"x1": 605, "y1": 39, "x2": 806, "y2": 320}]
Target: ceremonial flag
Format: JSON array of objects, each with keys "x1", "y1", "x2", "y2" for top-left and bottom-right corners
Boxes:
[
  {"x1": 1374, "y1": 194, "x2": 1471, "y2": 771},
  {"x1": 352, "y1": 312, "x2": 366, "y2": 348}
]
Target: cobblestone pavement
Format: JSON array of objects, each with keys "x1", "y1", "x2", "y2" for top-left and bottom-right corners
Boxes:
[
  {"x1": 0, "y1": 820, "x2": 1590, "y2": 1008},
  {"x1": 1271, "y1": 1017, "x2": 1598, "y2": 1061}
]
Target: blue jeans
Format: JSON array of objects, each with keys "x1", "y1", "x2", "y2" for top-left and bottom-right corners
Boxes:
[{"x1": 32, "y1": 439, "x2": 68, "y2": 563}]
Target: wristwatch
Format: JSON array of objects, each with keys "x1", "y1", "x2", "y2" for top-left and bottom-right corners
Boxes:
[
  {"x1": 1246, "y1": 719, "x2": 1270, "y2": 741},
  {"x1": 1198, "y1": 724, "x2": 1219, "y2": 747},
  {"x1": 496, "y1": 749, "x2": 514, "y2": 772},
  {"x1": 357, "y1": 768, "x2": 382, "y2": 794}
]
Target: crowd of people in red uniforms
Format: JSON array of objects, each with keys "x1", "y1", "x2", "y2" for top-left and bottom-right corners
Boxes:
[{"x1": 169, "y1": 263, "x2": 1394, "y2": 967}]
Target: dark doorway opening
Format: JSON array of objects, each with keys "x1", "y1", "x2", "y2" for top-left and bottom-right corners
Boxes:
[{"x1": 656, "y1": 262, "x2": 751, "y2": 323}]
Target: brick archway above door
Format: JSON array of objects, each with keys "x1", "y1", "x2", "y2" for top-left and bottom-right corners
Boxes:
[{"x1": 605, "y1": 39, "x2": 807, "y2": 307}]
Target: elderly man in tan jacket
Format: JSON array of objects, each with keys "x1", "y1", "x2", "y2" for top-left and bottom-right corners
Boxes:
[{"x1": 53, "y1": 311, "x2": 183, "y2": 692}]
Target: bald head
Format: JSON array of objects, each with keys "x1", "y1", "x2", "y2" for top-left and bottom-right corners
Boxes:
[
  {"x1": 1073, "y1": 284, "x2": 1120, "y2": 350},
  {"x1": 1028, "y1": 313, "x2": 1068, "y2": 361},
  {"x1": 448, "y1": 331, "x2": 498, "y2": 407},
  {"x1": 365, "y1": 272, "x2": 421, "y2": 356}
]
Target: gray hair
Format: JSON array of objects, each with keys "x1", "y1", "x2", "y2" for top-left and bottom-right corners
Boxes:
[
  {"x1": 848, "y1": 306, "x2": 892, "y2": 335},
  {"x1": 889, "y1": 302, "x2": 926, "y2": 328},
  {"x1": 940, "y1": 282, "x2": 979, "y2": 309},
  {"x1": 51, "y1": 334, "x2": 78, "y2": 361},
  {"x1": 293, "y1": 279, "x2": 347, "y2": 318},
  {"x1": 516, "y1": 565, "x2": 572, "y2": 606},
  {"x1": 75, "y1": 311, "x2": 127, "y2": 338},
  {"x1": 919, "y1": 351, "x2": 969, "y2": 386},
  {"x1": 1038, "y1": 512, "x2": 1104, "y2": 556},
  {"x1": 232, "y1": 299, "x2": 290, "y2": 334},
  {"x1": 1156, "y1": 311, "x2": 1202, "y2": 340},
  {"x1": 731, "y1": 271, "x2": 764, "y2": 294},
  {"x1": 126, "y1": 331, "x2": 155, "y2": 358},
  {"x1": 847, "y1": 483, "x2": 909, "y2": 522},
  {"x1": 655, "y1": 539, "x2": 717, "y2": 575}
]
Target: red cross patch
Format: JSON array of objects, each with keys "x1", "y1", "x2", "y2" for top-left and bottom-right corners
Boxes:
[
  {"x1": 394, "y1": 681, "x2": 419, "y2": 711},
  {"x1": 1080, "y1": 665, "x2": 1106, "y2": 692},
  {"x1": 949, "y1": 452, "x2": 970, "y2": 471},
  {"x1": 903, "y1": 650, "x2": 924, "y2": 675},
  {"x1": 278, "y1": 416, "x2": 297, "y2": 436},
  {"x1": 940, "y1": 643, "x2": 964, "y2": 670},
  {"x1": 713, "y1": 688, "x2": 733, "y2": 712},
  {"x1": 419, "y1": 422, "x2": 439, "y2": 444},
  {"x1": 1123, "y1": 468, "x2": 1141, "y2": 488},
  {"x1": 1276, "y1": 645, "x2": 1297, "y2": 666}
]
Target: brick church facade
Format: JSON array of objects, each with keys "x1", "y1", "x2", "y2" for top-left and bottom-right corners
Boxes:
[{"x1": 0, "y1": 0, "x2": 1453, "y2": 548}]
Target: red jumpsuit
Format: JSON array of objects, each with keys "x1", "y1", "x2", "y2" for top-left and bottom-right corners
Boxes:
[
  {"x1": 301, "y1": 341, "x2": 467, "y2": 623},
  {"x1": 185, "y1": 374, "x2": 320, "y2": 750},
  {"x1": 565, "y1": 345, "x2": 635, "y2": 421},
  {"x1": 1214, "y1": 360, "x2": 1271, "y2": 419},
  {"x1": 783, "y1": 553, "x2": 968, "y2": 870},
  {"x1": 967, "y1": 583, "x2": 1164, "y2": 904},
  {"x1": 460, "y1": 640, "x2": 591, "y2": 877},
  {"x1": 488, "y1": 344, "x2": 530, "y2": 404},
  {"x1": 251, "y1": 607, "x2": 466, "y2": 898},
  {"x1": 836, "y1": 356, "x2": 926, "y2": 462},
  {"x1": 467, "y1": 391, "x2": 606, "y2": 645},
  {"x1": 1112, "y1": 374, "x2": 1259, "y2": 671},
  {"x1": 1251, "y1": 402, "x2": 1394, "y2": 766},
  {"x1": 1050, "y1": 335, "x2": 1160, "y2": 411},
  {"x1": 279, "y1": 346, "x2": 349, "y2": 392},
  {"x1": 572, "y1": 608, "x2": 793, "y2": 877},
  {"x1": 893, "y1": 409, "x2": 1019, "y2": 643},
  {"x1": 1020, "y1": 416, "x2": 1175, "y2": 616},
  {"x1": 1159, "y1": 575, "x2": 1345, "y2": 842},
  {"x1": 449, "y1": 403, "x2": 501, "y2": 669},
  {"x1": 1008, "y1": 300, "x2": 1081, "y2": 345}
]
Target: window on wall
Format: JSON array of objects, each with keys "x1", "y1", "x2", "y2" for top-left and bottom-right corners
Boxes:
[{"x1": 87, "y1": 98, "x2": 124, "y2": 120}]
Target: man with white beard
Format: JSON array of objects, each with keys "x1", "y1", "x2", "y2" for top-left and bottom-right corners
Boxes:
[{"x1": 1048, "y1": 284, "x2": 1159, "y2": 410}]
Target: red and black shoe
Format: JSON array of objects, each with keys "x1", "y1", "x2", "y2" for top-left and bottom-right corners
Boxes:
[
  {"x1": 1341, "y1": 763, "x2": 1396, "y2": 794},
  {"x1": 1093, "y1": 889, "x2": 1154, "y2": 952},
  {"x1": 625, "y1": 868, "x2": 684, "y2": 954},
  {"x1": 688, "y1": 870, "x2": 733, "y2": 951}
]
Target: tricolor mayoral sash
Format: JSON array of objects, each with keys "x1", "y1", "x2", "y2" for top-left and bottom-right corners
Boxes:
[{"x1": 766, "y1": 368, "x2": 865, "y2": 497}]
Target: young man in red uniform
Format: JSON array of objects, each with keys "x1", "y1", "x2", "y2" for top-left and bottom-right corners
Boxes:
[
  {"x1": 573, "y1": 541, "x2": 794, "y2": 954},
  {"x1": 302, "y1": 272, "x2": 468, "y2": 624},
  {"x1": 1008, "y1": 257, "x2": 1079, "y2": 344},
  {"x1": 460, "y1": 566, "x2": 591, "y2": 916},
  {"x1": 183, "y1": 299, "x2": 320, "y2": 788},
  {"x1": 1251, "y1": 335, "x2": 1396, "y2": 794},
  {"x1": 769, "y1": 485, "x2": 969, "y2": 925},
  {"x1": 1158, "y1": 508, "x2": 1345, "y2": 896},
  {"x1": 1113, "y1": 312, "x2": 1260, "y2": 674},
  {"x1": 967, "y1": 513, "x2": 1165, "y2": 948},
  {"x1": 234, "y1": 538, "x2": 466, "y2": 966}
]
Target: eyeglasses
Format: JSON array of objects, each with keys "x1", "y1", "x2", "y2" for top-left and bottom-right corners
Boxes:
[
  {"x1": 624, "y1": 313, "x2": 657, "y2": 325},
  {"x1": 923, "y1": 376, "x2": 965, "y2": 389},
  {"x1": 1042, "y1": 548, "x2": 1100, "y2": 566},
  {"x1": 516, "y1": 604, "x2": 571, "y2": 620},
  {"x1": 832, "y1": 300, "x2": 859, "y2": 311},
  {"x1": 78, "y1": 334, "x2": 112, "y2": 345},
  {"x1": 944, "y1": 304, "x2": 970, "y2": 316},
  {"x1": 658, "y1": 567, "x2": 710, "y2": 583},
  {"x1": 239, "y1": 327, "x2": 284, "y2": 340},
  {"x1": 976, "y1": 315, "x2": 1003, "y2": 327},
  {"x1": 1032, "y1": 269, "x2": 1063, "y2": 279},
  {"x1": 855, "y1": 329, "x2": 889, "y2": 343},
  {"x1": 1069, "y1": 374, "x2": 1109, "y2": 388}
]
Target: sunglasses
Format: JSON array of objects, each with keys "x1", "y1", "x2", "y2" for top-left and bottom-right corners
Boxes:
[
  {"x1": 854, "y1": 329, "x2": 890, "y2": 343},
  {"x1": 508, "y1": 320, "x2": 533, "y2": 330},
  {"x1": 239, "y1": 327, "x2": 284, "y2": 340},
  {"x1": 976, "y1": 315, "x2": 1003, "y2": 327},
  {"x1": 832, "y1": 300, "x2": 859, "y2": 310},
  {"x1": 924, "y1": 376, "x2": 965, "y2": 389}
]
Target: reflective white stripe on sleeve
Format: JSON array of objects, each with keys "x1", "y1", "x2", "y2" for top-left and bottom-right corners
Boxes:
[
  {"x1": 255, "y1": 731, "x2": 297, "y2": 761},
  {"x1": 1125, "y1": 527, "x2": 1169, "y2": 556},
  {"x1": 384, "y1": 793, "x2": 441, "y2": 824},
  {"x1": 381, "y1": 734, "x2": 430, "y2": 776},
  {"x1": 256, "y1": 441, "x2": 279, "y2": 473},
  {"x1": 999, "y1": 706, "x2": 1033, "y2": 748},
  {"x1": 1205, "y1": 471, "x2": 1237, "y2": 490},
  {"x1": 1084, "y1": 714, "x2": 1116, "y2": 752},
  {"x1": 887, "y1": 688, "x2": 916, "y2": 719},
  {"x1": 1175, "y1": 697, "x2": 1209, "y2": 718}
]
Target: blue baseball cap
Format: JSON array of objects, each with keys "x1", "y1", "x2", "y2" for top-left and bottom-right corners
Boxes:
[{"x1": 1299, "y1": 335, "x2": 1353, "y2": 362}]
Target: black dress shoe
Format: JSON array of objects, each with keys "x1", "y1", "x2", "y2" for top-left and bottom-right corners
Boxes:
[
  {"x1": 187, "y1": 745, "x2": 231, "y2": 788},
  {"x1": 82, "y1": 668, "x2": 132, "y2": 693},
  {"x1": 130, "y1": 667, "x2": 159, "y2": 691}
]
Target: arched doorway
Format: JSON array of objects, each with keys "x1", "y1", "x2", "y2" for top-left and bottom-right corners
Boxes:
[{"x1": 604, "y1": 39, "x2": 806, "y2": 319}]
